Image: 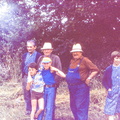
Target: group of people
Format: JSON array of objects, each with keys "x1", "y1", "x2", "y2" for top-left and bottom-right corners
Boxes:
[{"x1": 21, "y1": 40, "x2": 120, "y2": 120}]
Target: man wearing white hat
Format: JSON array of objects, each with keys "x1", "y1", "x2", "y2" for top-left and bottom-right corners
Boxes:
[
  {"x1": 37, "y1": 42, "x2": 62, "y2": 120},
  {"x1": 66, "y1": 43, "x2": 99, "y2": 120}
]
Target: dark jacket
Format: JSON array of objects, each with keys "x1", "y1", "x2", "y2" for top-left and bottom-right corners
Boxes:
[
  {"x1": 21, "y1": 52, "x2": 41, "y2": 77},
  {"x1": 102, "y1": 65, "x2": 112, "y2": 90}
]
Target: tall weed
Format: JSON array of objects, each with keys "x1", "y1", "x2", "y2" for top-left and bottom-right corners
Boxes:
[{"x1": 0, "y1": 41, "x2": 23, "y2": 82}]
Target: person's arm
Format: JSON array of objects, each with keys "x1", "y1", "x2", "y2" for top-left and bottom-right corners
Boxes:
[
  {"x1": 26, "y1": 82, "x2": 32, "y2": 90},
  {"x1": 51, "y1": 54, "x2": 62, "y2": 70},
  {"x1": 37, "y1": 56, "x2": 43, "y2": 69},
  {"x1": 26, "y1": 72, "x2": 33, "y2": 90},
  {"x1": 35, "y1": 52, "x2": 42, "y2": 63},
  {"x1": 50, "y1": 66, "x2": 66, "y2": 78},
  {"x1": 21, "y1": 53, "x2": 26, "y2": 78},
  {"x1": 85, "y1": 71, "x2": 98, "y2": 86},
  {"x1": 84, "y1": 57, "x2": 99, "y2": 86},
  {"x1": 52, "y1": 55, "x2": 63, "y2": 86},
  {"x1": 102, "y1": 66, "x2": 112, "y2": 90}
]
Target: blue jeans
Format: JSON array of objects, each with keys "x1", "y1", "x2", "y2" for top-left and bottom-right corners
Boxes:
[
  {"x1": 38, "y1": 87, "x2": 56, "y2": 120},
  {"x1": 22, "y1": 75, "x2": 31, "y2": 111},
  {"x1": 68, "y1": 83, "x2": 89, "y2": 120}
]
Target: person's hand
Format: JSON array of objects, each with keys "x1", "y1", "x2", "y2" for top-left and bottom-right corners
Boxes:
[
  {"x1": 85, "y1": 79, "x2": 90, "y2": 86},
  {"x1": 107, "y1": 89, "x2": 112, "y2": 96},
  {"x1": 26, "y1": 82, "x2": 31, "y2": 90},
  {"x1": 108, "y1": 88, "x2": 112, "y2": 91},
  {"x1": 104, "y1": 89, "x2": 111, "y2": 97}
]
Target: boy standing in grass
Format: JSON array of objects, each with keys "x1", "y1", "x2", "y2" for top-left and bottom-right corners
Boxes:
[
  {"x1": 26, "y1": 63, "x2": 44, "y2": 120},
  {"x1": 38, "y1": 57, "x2": 66, "y2": 120}
]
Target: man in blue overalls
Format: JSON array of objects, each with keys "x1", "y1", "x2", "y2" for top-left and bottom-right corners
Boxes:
[{"x1": 66, "y1": 43, "x2": 99, "y2": 120}]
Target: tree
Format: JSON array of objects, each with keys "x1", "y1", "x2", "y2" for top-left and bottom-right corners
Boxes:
[{"x1": 0, "y1": 0, "x2": 120, "y2": 81}]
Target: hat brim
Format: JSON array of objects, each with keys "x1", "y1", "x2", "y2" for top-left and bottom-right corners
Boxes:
[
  {"x1": 41, "y1": 48, "x2": 53, "y2": 50},
  {"x1": 70, "y1": 50, "x2": 83, "y2": 53},
  {"x1": 42, "y1": 61, "x2": 51, "y2": 63}
]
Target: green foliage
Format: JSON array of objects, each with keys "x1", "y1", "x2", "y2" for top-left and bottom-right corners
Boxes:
[
  {"x1": 0, "y1": 0, "x2": 120, "y2": 81},
  {"x1": 0, "y1": 41, "x2": 23, "y2": 81}
]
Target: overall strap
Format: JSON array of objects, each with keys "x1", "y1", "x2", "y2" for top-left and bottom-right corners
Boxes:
[
  {"x1": 69, "y1": 57, "x2": 84, "y2": 68},
  {"x1": 77, "y1": 57, "x2": 84, "y2": 67}
]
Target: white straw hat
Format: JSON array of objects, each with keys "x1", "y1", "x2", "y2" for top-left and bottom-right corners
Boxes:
[
  {"x1": 70, "y1": 43, "x2": 83, "y2": 53},
  {"x1": 41, "y1": 42, "x2": 53, "y2": 50}
]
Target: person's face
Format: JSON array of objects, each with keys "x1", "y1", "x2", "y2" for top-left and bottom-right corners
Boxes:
[
  {"x1": 42, "y1": 49, "x2": 53, "y2": 56},
  {"x1": 28, "y1": 67, "x2": 37, "y2": 76},
  {"x1": 113, "y1": 56, "x2": 120, "y2": 65},
  {"x1": 72, "y1": 52, "x2": 82, "y2": 59},
  {"x1": 27, "y1": 42, "x2": 36, "y2": 54},
  {"x1": 42, "y1": 62, "x2": 52, "y2": 70}
]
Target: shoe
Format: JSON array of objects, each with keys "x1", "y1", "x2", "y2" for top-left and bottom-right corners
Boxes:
[{"x1": 26, "y1": 110, "x2": 31, "y2": 115}]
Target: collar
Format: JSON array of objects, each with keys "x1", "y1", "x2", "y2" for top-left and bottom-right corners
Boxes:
[
  {"x1": 72, "y1": 56, "x2": 84, "y2": 61},
  {"x1": 28, "y1": 50, "x2": 37, "y2": 56},
  {"x1": 43, "y1": 54, "x2": 52, "y2": 57}
]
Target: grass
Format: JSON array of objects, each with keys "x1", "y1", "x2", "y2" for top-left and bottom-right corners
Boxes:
[{"x1": 0, "y1": 79, "x2": 110, "y2": 120}]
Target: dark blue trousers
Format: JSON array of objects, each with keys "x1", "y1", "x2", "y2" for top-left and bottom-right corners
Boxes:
[{"x1": 68, "y1": 83, "x2": 89, "y2": 120}]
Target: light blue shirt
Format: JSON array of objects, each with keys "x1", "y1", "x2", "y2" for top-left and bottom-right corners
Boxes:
[
  {"x1": 24, "y1": 51, "x2": 37, "y2": 74},
  {"x1": 27, "y1": 70, "x2": 45, "y2": 93}
]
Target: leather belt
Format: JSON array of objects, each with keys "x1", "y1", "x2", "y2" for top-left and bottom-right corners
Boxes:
[{"x1": 67, "y1": 83, "x2": 83, "y2": 86}]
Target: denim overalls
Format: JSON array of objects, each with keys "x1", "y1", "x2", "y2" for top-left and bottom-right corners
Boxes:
[{"x1": 66, "y1": 58, "x2": 89, "y2": 120}]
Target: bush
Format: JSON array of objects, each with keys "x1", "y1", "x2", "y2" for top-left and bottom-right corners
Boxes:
[{"x1": 0, "y1": 41, "x2": 23, "y2": 82}]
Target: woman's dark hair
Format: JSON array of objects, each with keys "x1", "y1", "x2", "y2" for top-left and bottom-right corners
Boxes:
[
  {"x1": 28, "y1": 62, "x2": 38, "y2": 70},
  {"x1": 111, "y1": 51, "x2": 120, "y2": 60}
]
